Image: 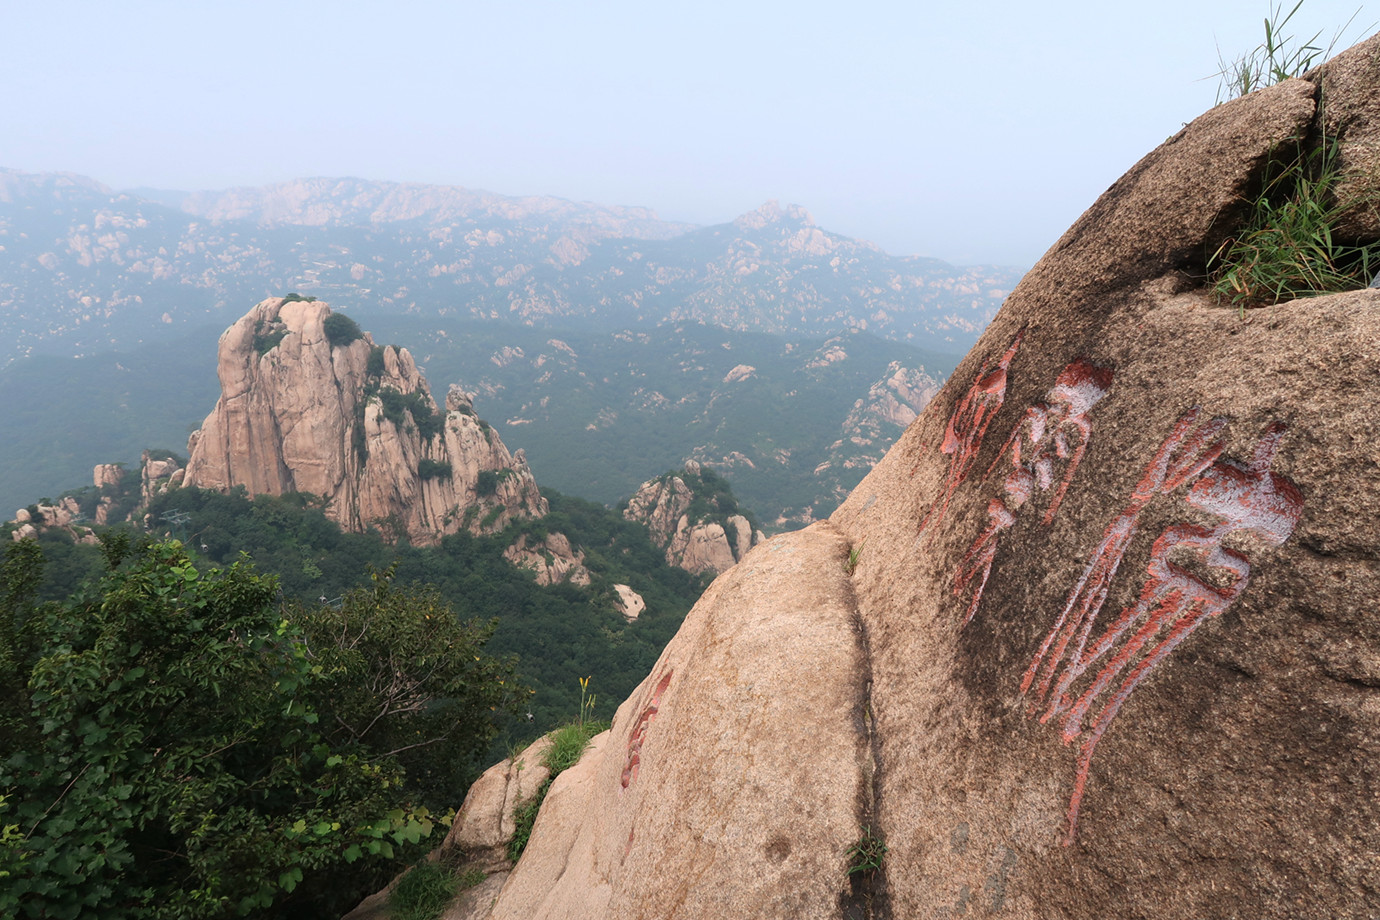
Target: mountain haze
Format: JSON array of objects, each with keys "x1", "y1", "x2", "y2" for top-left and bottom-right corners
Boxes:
[
  {"x1": 0, "y1": 169, "x2": 1007, "y2": 519},
  {"x1": 0, "y1": 168, "x2": 1018, "y2": 365}
]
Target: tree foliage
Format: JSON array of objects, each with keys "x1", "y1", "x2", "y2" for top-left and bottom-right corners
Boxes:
[
  {"x1": 0, "y1": 539, "x2": 520, "y2": 919},
  {"x1": 293, "y1": 570, "x2": 522, "y2": 810},
  {"x1": 321, "y1": 312, "x2": 363, "y2": 349}
]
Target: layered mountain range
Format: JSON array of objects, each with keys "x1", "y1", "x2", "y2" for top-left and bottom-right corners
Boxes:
[
  {"x1": 0, "y1": 170, "x2": 1011, "y2": 522},
  {"x1": 0, "y1": 170, "x2": 1019, "y2": 366}
]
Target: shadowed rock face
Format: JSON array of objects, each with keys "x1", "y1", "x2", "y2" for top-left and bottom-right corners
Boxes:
[
  {"x1": 407, "y1": 35, "x2": 1380, "y2": 920},
  {"x1": 183, "y1": 297, "x2": 545, "y2": 545}
]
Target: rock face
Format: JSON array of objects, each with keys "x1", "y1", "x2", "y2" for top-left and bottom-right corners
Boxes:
[
  {"x1": 139, "y1": 451, "x2": 184, "y2": 507},
  {"x1": 442, "y1": 736, "x2": 555, "y2": 874},
  {"x1": 502, "y1": 532, "x2": 591, "y2": 586},
  {"x1": 611, "y1": 584, "x2": 646, "y2": 622},
  {"x1": 461, "y1": 38, "x2": 1380, "y2": 920},
  {"x1": 9, "y1": 496, "x2": 95, "y2": 544},
  {"x1": 182, "y1": 297, "x2": 545, "y2": 544},
  {"x1": 622, "y1": 462, "x2": 764, "y2": 576},
  {"x1": 487, "y1": 525, "x2": 866, "y2": 920}
]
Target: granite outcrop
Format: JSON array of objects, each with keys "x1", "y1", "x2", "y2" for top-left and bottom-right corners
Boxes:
[
  {"x1": 378, "y1": 34, "x2": 1380, "y2": 920},
  {"x1": 182, "y1": 297, "x2": 546, "y2": 545}
]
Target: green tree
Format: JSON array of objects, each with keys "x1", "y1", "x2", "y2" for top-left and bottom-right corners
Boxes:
[
  {"x1": 293, "y1": 569, "x2": 524, "y2": 809},
  {"x1": 0, "y1": 540, "x2": 512, "y2": 920}
]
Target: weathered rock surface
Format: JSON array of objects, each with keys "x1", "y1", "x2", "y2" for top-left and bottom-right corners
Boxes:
[
  {"x1": 8, "y1": 496, "x2": 95, "y2": 544},
  {"x1": 440, "y1": 736, "x2": 554, "y2": 873},
  {"x1": 502, "y1": 532, "x2": 591, "y2": 586},
  {"x1": 182, "y1": 297, "x2": 545, "y2": 545},
  {"x1": 622, "y1": 461, "x2": 764, "y2": 575},
  {"x1": 611, "y1": 584, "x2": 645, "y2": 622},
  {"x1": 449, "y1": 36, "x2": 1380, "y2": 920},
  {"x1": 487, "y1": 523, "x2": 868, "y2": 920},
  {"x1": 139, "y1": 450, "x2": 184, "y2": 507}
]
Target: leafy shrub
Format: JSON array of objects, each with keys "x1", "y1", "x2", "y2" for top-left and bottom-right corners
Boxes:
[
  {"x1": 376, "y1": 387, "x2": 443, "y2": 442},
  {"x1": 367, "y1": 345, "x2": 387, "y2": 378},
  {"x1": 479, "y1": 505, "x2": 506, "y2": 530},
  {"x1": 0, "y1": 541, "x2": 458, "y2": 919},
  {"x1": 476, "y1": 470, "x2": 500, "y2": 497},
  {"x1": 253, "y1": 319, "x2": 288, "y2": 356},
  {"x1": 324, "y1": 312, "x2": 364, "y2": 349},
  {"x1": 418, "y1": 459, "x2": 453, "y2": 481}
]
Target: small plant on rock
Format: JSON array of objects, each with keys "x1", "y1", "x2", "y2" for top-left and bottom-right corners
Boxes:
[
  {"x1": 391, "y1": 860, "x2": 461, "y2": 920},
  {"x1": 1214, "y1": 1, "x2": 1332, "y2": 102},
  {"x1": 1209, "y1": 2, "x2": 1380, "y2": 310},
  {"x1": 846, "y1": 826, "x2": 888, "y2": 877},
  {"x1": 845, "y1": 539, "x2": 866, "y2": 575},
  {"x1": 506, "y1": 677, "x2": 609, "y2": 863}
]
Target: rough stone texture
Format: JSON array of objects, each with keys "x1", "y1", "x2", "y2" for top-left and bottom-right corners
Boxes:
[
  {"x1": 612, "y1": 584, "x2": 645, "y2": 622},
  {"x1": 440, "y1": 736, "x2": 554, "y2": 873},
  {"x1": 502, "y1": 532, "x2": 591, "y2": 586},
  {"x1": 1313, "y1": 36, "x2": 1380, "y2": 239},
  {"x1": 465, "y1": 36, "x2": 1380, "y2": 920},
  {"x1": 622, "y1": 466, "x2": 765, "y2": 576},
  {"x1": 140, "y1": 450, "x2": 184, "y2": 507},
  {"x1": 485, "y1": 523, "x2": 870, "y2": 920},
  {"x1": 842, "y1": 361, "x2": 941, "y2": 435},
  {"x1": 9, "y1": 496, "x2": 96, "y2": 544},
  {"x1": 182, "y1": 298, "x2": 545, "y2": 544},
  {"x1": 441, "y1": 873, "x2": 509, "y2": 920}
]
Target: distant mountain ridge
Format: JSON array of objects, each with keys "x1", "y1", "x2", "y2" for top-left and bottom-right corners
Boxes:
[
  {"x1": 0, "y1": 168, "x2": 1021, "y2": 365},
  {"x1": 173, "y1": 176, "x2": 695, "y2": 239}
]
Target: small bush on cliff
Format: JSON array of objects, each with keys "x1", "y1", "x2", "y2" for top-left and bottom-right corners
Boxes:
[
  {"x1": 418, "y1": 459, "x2": 453, "y2": 481},
  {"x1": 507, "y1": 678, "x2": 606, "y2": 863},
  {"x1": 376, "y1": 386, "x2": 443, "y2": 442},
  {"x1": 324, "y1": 312, "x2": 364, "y2": 349},
  {"x1": 367, "y1": 345, "x2": 387, "y2": 378},
  {"x1": 1209, "y1": 2, "x2": 1379, "y2": 308},
  {"x1": 252, "y1": 319, "x2": 288, "y2": 356}
]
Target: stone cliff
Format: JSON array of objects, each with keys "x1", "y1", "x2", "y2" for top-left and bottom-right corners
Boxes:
[
  {"x1": 621, "y1": 461, "x2": 763, "y2": 576},
  {"x1": 182, "y1": 297, "x2": 546, "y2": 545},
  {"x1": 386, "y1": 33, "x2": 1380, "y2": 920}
]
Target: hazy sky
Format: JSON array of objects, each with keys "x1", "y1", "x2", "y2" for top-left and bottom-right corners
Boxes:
[{"x1": 3, "y1": 1, "x2": 1373, "y2": 266}]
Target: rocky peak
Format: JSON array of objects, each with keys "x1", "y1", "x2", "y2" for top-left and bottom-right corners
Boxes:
[
  {"x1": 182, "y1": 297, "x2": 545, "y2": 545},
  {"x1": 622, "y1": 463, "x2": 763, "y2": 576},
  {"x1": 732, "y1": 200, "x2": 815, "y2": 232}
]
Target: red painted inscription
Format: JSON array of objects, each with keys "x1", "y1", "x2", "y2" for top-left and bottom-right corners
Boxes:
[
  {"x1": 621, "y1": 670, "x2": 673, "y2": 791},
  {"x1": 918, "y1": 331, "x2": 1024, "y2": 535},
  {"x1": 953, "y1": 358, "x2": 1113, "y2": 624},
  {"x1": 1021, "y1": 416, "x2": 1301, "y2": 842}
]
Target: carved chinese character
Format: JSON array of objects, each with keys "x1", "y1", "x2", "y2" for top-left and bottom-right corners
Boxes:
[
  {"x1": 918, "y1": 331, "x2": 1024, "y2": 535},
  {"x1": 953, "y1": 359, "x2": 1113, "y2": 625},
  {"x1": 1022, "y1": 416, "x2": 1301, "y2": 843}
]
